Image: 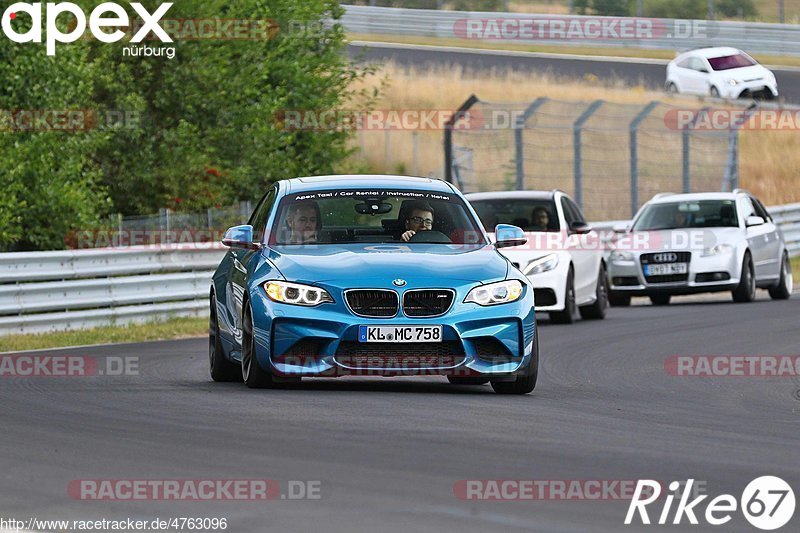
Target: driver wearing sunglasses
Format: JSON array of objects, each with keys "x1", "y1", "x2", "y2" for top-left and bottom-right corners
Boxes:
[{"x1": 401, "y1": 202, "x2": 434, "y2": 242}]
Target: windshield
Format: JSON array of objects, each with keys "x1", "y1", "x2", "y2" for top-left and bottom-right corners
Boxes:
[
  {"x1": 708, "y1": 53, "x2": 757, "y2": 71},
  {"x1": 469, "y1": 198, "x2": 560, "y2": 232},
  {"x1": 632, "y1": 200, "x2": 739, "y2": 230},
  {"x1": 269, "y1": 189, "x2": 486, "y2": 245}
]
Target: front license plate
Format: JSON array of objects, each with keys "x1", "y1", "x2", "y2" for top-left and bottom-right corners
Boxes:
[
  {"x1": 358, "y1": 325, "x2": 442, "y2": 343},
  {"x1": 645, "y1": 263, "x2": 688, "y2": 276}
]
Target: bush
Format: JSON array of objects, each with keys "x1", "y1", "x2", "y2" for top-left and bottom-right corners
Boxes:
[
  {"x1": 589, "y1": 0, "x2": 632, "y2": 16},
  {"x1": 716, "y1": 0, "x2": 758, "y2": 18},
  {"x1": 0, "y1": 0, "x2": 377, "y2": 250},
  {"x1": 643, "y1": 0, "x2": 706, "y2": 19}
]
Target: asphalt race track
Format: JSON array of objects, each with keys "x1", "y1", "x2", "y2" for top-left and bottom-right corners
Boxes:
[
  {"x1": 2, "y1": 293, "x2": 799, "y2": 532},
  {"x1": 348, "y1": 42, "x2": 800, "y2": 105}
]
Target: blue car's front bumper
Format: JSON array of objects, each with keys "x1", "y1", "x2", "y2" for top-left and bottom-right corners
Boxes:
[{"x1": 248, "y1": 282, "x2": 536, "y2": 378}]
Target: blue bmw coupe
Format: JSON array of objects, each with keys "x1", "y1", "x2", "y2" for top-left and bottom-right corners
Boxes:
[{"x1": 210, "y1": 175, "x2": 538, "y2": 394}]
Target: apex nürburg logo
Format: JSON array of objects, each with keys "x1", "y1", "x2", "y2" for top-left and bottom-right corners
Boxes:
[{"x1": 1, "y1": 2, "x2": 173, "y2": 55}]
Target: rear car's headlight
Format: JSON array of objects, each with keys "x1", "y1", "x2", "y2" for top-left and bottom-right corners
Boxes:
[
  {"x1": 702, "y1": 244, "x2": 734, "y2": 257},
  {"x1": 523, "y1": 254, "x2": 559, "y2": 275},
  {"x1": 465, "y1": 280, "x2": 523, "y2": 306},
  {"x1": 264, "y1": 281, "x2": 333, "y2": 306},
  {"x1": 610, "y1": 251, "x2": 634, "y2": 262},
  {"x1": 726, "y1": 79, "x2": 739, "y2": 86}
]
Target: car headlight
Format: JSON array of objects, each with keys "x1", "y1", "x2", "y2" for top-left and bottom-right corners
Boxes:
[
  {"x1": 610, "y1": 251, "x2": 634, "y2": 262},
  {"x1": 702, "y1": 244, "x2": 734, "y2": 257},
  {"x1": 523, "y1": 254, "x2": 559, "y2": 275},
  {"x1": 726, "y1": 79, "x2": 739, "y2": 86},
  {"x1": 465, "y1": 280, "x2": 524, "y2": 306},
  {"x1": 263, "y1": 281, "x2": 333, "y2": 306}
]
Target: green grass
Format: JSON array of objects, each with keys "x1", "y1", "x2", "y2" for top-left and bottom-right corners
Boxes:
[
  {"x1": 792, "y1": 256, "x2": 800, "y2": 284},
  {"x1": 348, "y1": 33, "x2": 800, "y2": 68},
  {"x1": 0, "y1": 316, "x2": 208, "y2": 353}
]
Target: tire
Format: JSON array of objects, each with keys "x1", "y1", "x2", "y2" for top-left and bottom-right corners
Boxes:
[
  {"x1": 710, "y1": 86, "x2": 720, "y2": 98},
  {"x1": 549, "y1": 267, "x2": 576, "y2": 324},
  {"x1": 608, "y1": 290, "x2": 631, "y2": 307},
  {"x1": 491, "y1": 330, "x2": 538, "y2": 395},
  {"x1": 241, "y1": 303, "x2": 294, "y2": 388},
  {"x1": 447, "y1": 376, "x2": 490, "y2": 386},
  {"x1": 209, "y1": 294, "x2": 242, "y2": 382},
  {"x1": 666, "y1": 82, "x2": 678, "y2": 94},
  {"x1": 649, "y1": 294, "x2": 671, "y2": 306},
  {"x1": 579, "y1": 264, "x2": 608, "y2": 320},
  {"x1": 768, "y1": 252, "x2": 792, "y2": 300},
  {"x1": 732, "y1": 252, "x2": 756, "y2": 303}
]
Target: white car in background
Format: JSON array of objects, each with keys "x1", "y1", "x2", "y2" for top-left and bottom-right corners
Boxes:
[
  {"x1": 666, "y1": 47, "x2": 778, "y2": 99},
  {"x1": 466, "y1": 190, "x2": 607, "y2": 324},
  {"x1": 607, "y1": 190, "x2": 792, "y2": 306}
]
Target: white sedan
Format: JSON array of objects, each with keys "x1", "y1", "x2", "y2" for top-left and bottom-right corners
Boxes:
[
  {"x1": 466, "y1": 190, "x2": 607, "y2": 324},
  {"x1": 666, "y1": 47, "x2": 778, "y2": 99}
]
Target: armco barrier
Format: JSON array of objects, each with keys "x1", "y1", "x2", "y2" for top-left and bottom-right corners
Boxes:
[
  {"x1": 341, "y1": 5, "x2": 800, "y2": 56},
  {"x1": 0, "y1": 205, "x2": 797, "y2": 337},
  {"x1": 0, "y1": 245, "x2": 226, "y2": 336},
  {"x1": 769, "y1": 203, "x2": 800, "y2": 257}
]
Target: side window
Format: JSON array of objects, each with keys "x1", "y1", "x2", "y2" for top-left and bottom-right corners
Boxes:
[
  {"x1": 739, "y1": 197, "x2": 755, "y2": 224},
  {"x1": 566, "y1": 198, "x2": 586, "y2": 224},
  {"x1": 750, "y1": 197, "x2": 772, "y2": 222},
  {"x1": 560, "y1": 197, "x2": 576, "y2": 226},
  {"x1": 690, "y1": 58, "x2": 707, "y2": 72},
  {"x1": 250, "y1": 187, "x2": 277, "y2": 242}
]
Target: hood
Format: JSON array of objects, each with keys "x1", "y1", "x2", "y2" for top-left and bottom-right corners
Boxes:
[
  {"x1": 622, "y1": 227, "x2": 742, "y2": 254},
  {"x1": 719, "y1": 65, "x2": 771, "y2": 82},
  {"x1": 265, "y1": 243, "x2": 508, "y2": 286}
]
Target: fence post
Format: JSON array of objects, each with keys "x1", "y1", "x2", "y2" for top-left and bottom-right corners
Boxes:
[
  {"x1": 444, "y1": 94, "x2": 479, "y2": 184},
  {"x1": 723, "y1": 103, "x2": 757, "y2": 191},
  {"x1": 629, "y1": 101, "x2": 659, "y2": 217},
  {"x1": 682, "y1": 106, "x2": 710, "y2": 194},
  {"x1": 412, "y1": 131, "x2": 420, "y2": 176},
  {"x1": 572, "y1": 100, "x2": 603, "y2": 208},
  {"x1": 515, "y1": 97, "x2": 549, "y2": 191}
]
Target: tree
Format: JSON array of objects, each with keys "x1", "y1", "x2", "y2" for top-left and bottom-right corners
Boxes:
[
  {"x1": 0, "y1": 12, "x2": 109, "y2": 251},
  {"x1": 0, "y1": 0, "x2": 377, "y2": 250}
]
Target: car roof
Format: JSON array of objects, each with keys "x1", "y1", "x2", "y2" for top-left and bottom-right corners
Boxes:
[
  {"x1": 464, "y1": 190, "x2": 557, "y2": 201},
  {"x1": 281, "y1": 175, "x2": 454, "y2": 194},
  {"x1": 681, "y1": 47, "x2": 743, "y2": 59},
  {"x1": 646, "y1": 191, "x2": 742, "y2": 204}
]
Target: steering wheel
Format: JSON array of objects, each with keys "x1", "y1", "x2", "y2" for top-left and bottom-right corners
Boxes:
[{"x1": 408, "y1": 230, "x2": 452, "y2": 244}]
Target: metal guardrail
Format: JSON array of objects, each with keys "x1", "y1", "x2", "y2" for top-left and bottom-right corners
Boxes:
[
  {"x1": 769, "y1": 203, "x2": 800, "y2": 257},
  {"x1": 0, "y1": 245, "x2": 226, "y2": 336},
  {"x1": 0, "y1": 204, "x2": 797, "y2": 337},
  {"x1": 341, "y1": 5, "x2": 800, "y2": 56}
]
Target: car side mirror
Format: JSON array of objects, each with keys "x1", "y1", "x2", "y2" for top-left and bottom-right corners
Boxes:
[
  {"x1": 569, "y1": 221, "x2": 592, "y2": 235},
  {"x1": 699, "y1": 68, "x2": 709, "y2": 74},
  {"x1": 745, "y1": 216, "x2": 765, "y2": 227},
  {"x1": 494, "y1": 224, "x2": 527, "y2": 249},
  {"x1": 222, "y1": 225, "x2": 261, "y2": 250},
  {"x1": 613, "y1": 222, "x2": 631, "y2": 233}
]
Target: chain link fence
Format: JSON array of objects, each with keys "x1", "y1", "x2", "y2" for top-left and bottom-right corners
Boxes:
[
  {"x1": 68, "y1": 202, "x2": 254, "y2": 249},
  {"x1": 446, "y1": 96, "x2": 745, "y2": 221}
]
